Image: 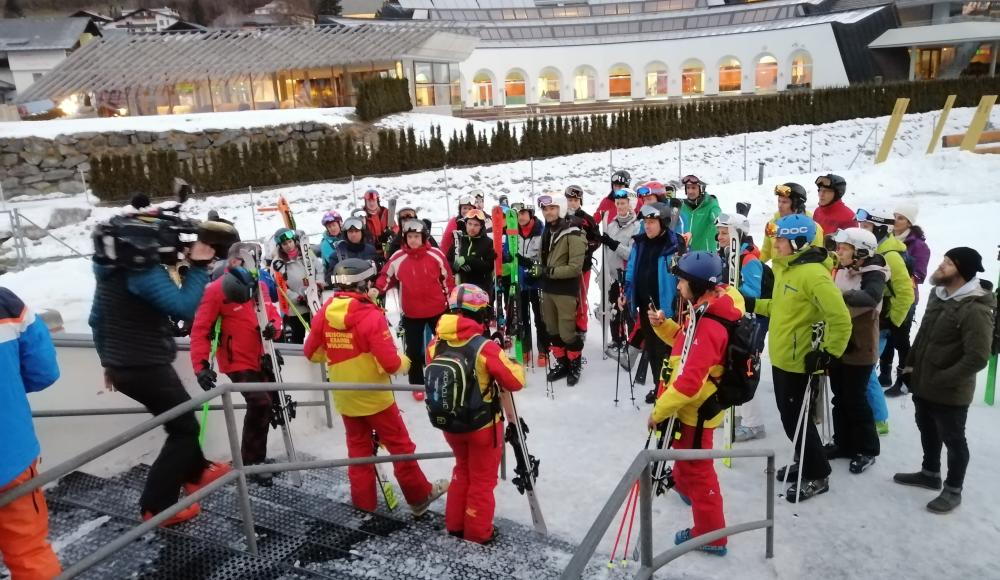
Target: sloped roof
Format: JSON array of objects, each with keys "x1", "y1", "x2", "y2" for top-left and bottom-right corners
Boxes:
[
  {"x1": 15, "y1": 24, "x2": 478, "y2": 103},
  {"x1": 0, "y1": 17, "x2": 99, "y2": 52}
]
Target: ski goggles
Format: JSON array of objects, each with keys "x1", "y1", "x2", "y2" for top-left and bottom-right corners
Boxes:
[
  {"x1": 764, "y1": 221, "x2": 778, "y2": 238},
  {"x1": 774, "y1": 184, "x2": 793, "y2": 197},
  {"x1": 814, "y1": 175, "x2": 834, "y2": 188},
  {"x1": 343, "y1": 217, "x2": 364, "y2": 232},
  {"x1": 564, "y1": 185, "x2": 584, "y2": 199},
  {"x1": 855, "y1": 208, "x2": 893, "y2": 225},
  {"x1": 401, "y1": 219, "x2": 425, "y2": 234},
  {"x1": 510, "y1": 202, "x2": 527, "y2": 212},
  {"x1": 681, "y1": 175, "x2": 702, "y2": 186},
  {"x1": 613, "y1": 188, "x2": 634, "y2": 199},
  {"x1": 634, "y1": 185, "x2": 653, "y2": 198},
  {"x1": 398, "y1": 212, "x2": 417, "y2": 221},
  {"x1": 464, "y1": 209, "x2": 487, "y2": 222},
  {"x1": 276, "y1": 230, "x2": 298, "y2": 242},
  {"x1": 537, "y1": 194, "x2": 555, "y2": 208},
  {"x1": 363, "y1": 189, "x2": 379, "y2": 201},
  {"x1": 638, "y1": 205, "x2": 662, "y2": 219},
  {"x1": 321, "y1": 211, "x2": 342, "y2": 225}
]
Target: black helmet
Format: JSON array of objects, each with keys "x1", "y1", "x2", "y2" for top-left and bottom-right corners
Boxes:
[
  {"x1": 564, "y1": 184, "x2": 585, "y2": 199},
  {"x1": 222, "y1": 267, "x2": 256, "y2": 304},
  {"x1": 332, "y1": 258, "x2": 377, "y2": 291},
  {"x1": 815, "y1": 174, "x2": 847, "y2": 202},
  {"x1": 638, "y1": 202, "x2": 671, "y2": 230},
  {"x1": 775, "y1": 182, "x2": 808, "y2": 213},
  {"x1": 611, "y1": 170, "x2": 631, "y2": 187}
]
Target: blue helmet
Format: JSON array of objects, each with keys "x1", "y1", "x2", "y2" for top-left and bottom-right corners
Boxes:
[
  {"x1": 774, "y1": 214, "x2": 816, "y2": 252},
  {"x1": 674, "y1": 251, "x2": 724, "y2": 288}
]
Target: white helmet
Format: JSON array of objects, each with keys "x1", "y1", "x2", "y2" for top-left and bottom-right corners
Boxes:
[
  {"x1": 833, "y1": 227, "x2": 878, "y2": 259},
  {"x1": 458, "y1": 194, "x2": 475, "y2": 208},
  {"x1": 856, "y1": 207, "x2": 894, "y2": 226},
  {"x1": 538, "y1": 192, "x2": 568, "y2": 218},
  {"x1": 716, "y1": 213, "x2": 750, "y2": 236}
]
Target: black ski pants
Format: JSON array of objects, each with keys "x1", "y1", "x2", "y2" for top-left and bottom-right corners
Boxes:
[
  {"x1": 109, "y1": 365, "x2": 208, "y2": 514},
  {"x1": 772, "y1": 366, "x2": 831, "y2": 481},
  {"x1": 519, "y1": 288, "x2": 546, "y2": 356},
  {"x1": 401, "y1": 314, "x2": 441, "y2": 385},
  {"x1": 913, "y1": 396, "x2": 970, "y2": 489},
  {"x1": 638, "y1": 308, "x2": 668, "y2": 388},
  {"x1": 879, "y1": 304, "x2": 915, "y2": 375},
  {"x1": 281, "y1": 312, "x2": 310, "y2": 344},
  {"x1": 827, "y1": 360, "x2": 879, "y2": 457},
  {"x1": 226, "y1": 370, "x2": 276, "y2": 466}
]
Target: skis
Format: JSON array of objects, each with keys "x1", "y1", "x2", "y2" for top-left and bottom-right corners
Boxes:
[
  {"x1": 722, "y1": 224, "x2": 740, "y2": 468},
  {"x1": 491, "y1": 205, "x2": 507, "y2": 345},
  {"x1": 505, "y1": 207, "x2": 524, "y2": 364},
  {"x1": 372, "y1": 431, "x2": 399, "y2": 511},
  {"x1": 985, "y1": 245, "x2": 1000, "y2": 405},
  {"x1": 231, "y1": 242, "x2": 302, "y2": 486},
  {"x1": 500, "y1": 391, "x2": 547, "y2": 534},
  {"x1": 261, "y1": 196, "x2": 322, "y2": 320}
]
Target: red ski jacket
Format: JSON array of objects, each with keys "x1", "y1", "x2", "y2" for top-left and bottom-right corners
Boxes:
[
  {"x1": 376, "y1": 243, "x2": 455, "y2": 319},
  {"x1": 190, "y1": 277, "x2": 282, "y2": 375},
  {"x1": 812, "y1": 199, "x2": 856, "y2": 236}
]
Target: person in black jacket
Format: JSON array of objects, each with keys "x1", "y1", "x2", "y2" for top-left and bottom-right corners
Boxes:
[
  {"x1": 447, "y1": 209, "x2": 496, "y2": 300},
  {"x1": 564, "y1": 185, "x2": 601, "y2": 339}
]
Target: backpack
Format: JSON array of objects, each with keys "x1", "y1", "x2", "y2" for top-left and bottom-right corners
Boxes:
[
  {"x1": 424, "y1": 335, "x2": 496, "y2": 433},
  {"x1": 694, "y1": 312, "x2": 762, "y2": 444}
]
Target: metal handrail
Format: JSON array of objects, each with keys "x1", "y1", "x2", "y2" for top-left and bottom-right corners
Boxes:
[
  {"x1": 560, "y1": 447, "x2": 775, "y2": 580},
  {"x1": 3, "y1": 380, "x2": 452, "y2": 580},
  {"x1": 32, "y1": 400, "x2": 328, "y2": 418}
]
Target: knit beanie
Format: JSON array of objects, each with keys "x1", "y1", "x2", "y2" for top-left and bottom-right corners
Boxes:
[
  {"x1": 893, "y1": 202, "x2": 919, "y2": 225},
  {"x1": 944, "y1": 247, "x2": 984, "y2": 282}
]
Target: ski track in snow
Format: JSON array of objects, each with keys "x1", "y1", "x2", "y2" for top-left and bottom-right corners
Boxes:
[{"x1": 5, "y1": 106, "x2": 1000, "y2": 579}]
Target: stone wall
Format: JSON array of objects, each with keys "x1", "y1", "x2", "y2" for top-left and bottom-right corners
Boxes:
[{"x1": 0, "y1": 122, "x2": 348, "y2": 198}]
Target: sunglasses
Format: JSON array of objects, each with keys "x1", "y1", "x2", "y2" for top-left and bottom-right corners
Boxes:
[
  {"x1": 774, "y1": 184, "x2": 792, "y2": 197},
  {"x1": 681, "y1": 175, "x2": 701, "y2": 185},
  {"x1": 815, "y1": 176, "x2": 833, "y2": 188}
]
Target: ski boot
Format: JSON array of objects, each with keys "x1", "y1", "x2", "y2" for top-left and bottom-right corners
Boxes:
[
  {"x1": 184, "y1": 461, "x2": 233, "y2": 495},
  {"x1": 823, "y1": 443, "x2": 850, "y2": 460},
  {"x1": 876, "y1": 420, "x2": 889, "y2": 435},
  {"x1": 523, "y1": 350, "x2": 532, "y2": 366},
  {"x1": 674, "y1": 528, "x2": 727, "y2": 556},
  {"x1": 785, "y1": 477, "x2": 829, "y2": 503},
  {"x1": 546, "y1": 357, "x2": 570, "y2": 382},
  {"x1": 603, "y1": 341, "x2": 623, "y2": 360},
  {"x1": 566, "y1": 356, "x2": 583, "y2": 386},
  {"x1": 849, "y1": 454, "x2": 876, "y2": 474},
  {"x1": 143, "y1": 504, "x2": 201, "y2": 528},
  {"x1": 411, "y1": 479, "x2": 449, "y2": 518},
  {"x1": 893, "y1": 470, "x2": 942, "y2": 491},
  {"x1": 776, "y1": 462, "x2": 799, "y2": 482},
  {"x1": 877, "y1": 365, "x2": 892, "y2": 387},
  {"x1": 926, "y1": 486, "x2": 962, "y2": 514},
  {"x1": 644, "y1": 389, "x2": 657, "y2": 405},
  {"x1": 734, "y1": 425, "x2": 766, "y2": 442}
]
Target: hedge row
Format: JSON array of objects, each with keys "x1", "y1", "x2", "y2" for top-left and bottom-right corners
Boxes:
[{"x1": 355, "y1": 77, "x2": 412, "y2": 122}]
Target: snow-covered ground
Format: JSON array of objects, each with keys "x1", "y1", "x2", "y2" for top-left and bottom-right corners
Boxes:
[{"x1": 5, "y1": 106, "x2": 1000, "y2": 578}]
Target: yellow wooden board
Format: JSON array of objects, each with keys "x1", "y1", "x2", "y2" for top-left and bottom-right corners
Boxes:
[
  {"x1": 926, "y1": 95, "x2": 956, "y2": 154},
  {"x1": 875, "y1": 98, "x2": 910, "y2": 164},
  {"x1": 960, "y1": 95, "x2": 998, "y2": 152}
]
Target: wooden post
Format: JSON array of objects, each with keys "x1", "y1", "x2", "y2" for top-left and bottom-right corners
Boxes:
[
  {"x1": 926, "y1": 94, "x2": 956, "y2": 154},
  {"x1": 959, "y1": 95, "x2": 998, "y2": 152},
  {"x1": 875, "y1": 98, "x2": 909, "y2": 164}
]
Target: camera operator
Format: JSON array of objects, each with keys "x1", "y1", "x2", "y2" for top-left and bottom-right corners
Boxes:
[{"x1": 89, "y1": 210, "x2": 239, "y2": 526}]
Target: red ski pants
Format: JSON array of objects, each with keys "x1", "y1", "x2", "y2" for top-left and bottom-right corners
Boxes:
[
  {"x1": 443, "y1": 421, "x2": 503, "y2": 543},
  {"x1": 0, "y1": 459, "x2": 62, "y2": 580},
  {"x1": 341, "y1": 404, "x2": 432, "y2": 512},
  {"x1": 672, "y1": 424, "x2": 727, "y2": 547},
  {"x1": 575, "y1": 270, "x2": 591, "y2": 333}
]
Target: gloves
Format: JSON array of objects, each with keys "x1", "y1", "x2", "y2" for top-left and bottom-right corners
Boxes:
[
  {"x1": 804, "y1": 349, "x2": 833, "y2": 375},
  {"x1": 601, "y1": 232, "x2": 619, "y2": 251},
  {"x1": 296, "y1": 294, "x2": 308, "y2": 305},
  {"x1": 367, "y1": 287, "x2": 380, "y2": 301},
  {"x1": 668, "y1": 198, "x2": 683, "y2": 209},
  {"x1": 261, "y1": 322, "x2": 278, "y2": 341},
  {"x1": 454, "y1": 256, "x2": 466, "y2": 268},
  {"x1": 196, "y1": 362, "x2": 217, "y2": 392},
  {"x1": 529, "y1": 264, "x2": 546, "y2": 279},
  {"x1": 282, "y1": 324, "x2": 295, "y2": 343},
  {"x1": 516, "y1": 254, "x2": 534, "y2": 268},
  {"x1": 460, "y1": 264, "x2": 471, "y2": 273},
  {"x1": 735, "y1": 202, "x2": 752, "y2": 217},
  {"x1": 823, "y1": 234, "x2": 837, "y2": 253}
]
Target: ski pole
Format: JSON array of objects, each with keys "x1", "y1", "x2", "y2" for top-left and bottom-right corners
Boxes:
[
  {"x1": 198, "y1": 318, "x2": 222, "y2": 447},
  {"x1": 277, "y1": 286, "x2": 311, "y2": 331},
  {"x1": 609, "y1": 480, "x2": 639, "y2": 568},
  {"x1": 782, "y1": 381, "x2": 811, "y2": 494},
  {"x1": 794, "y1": 382, "x2": 813, "y2": 503}
]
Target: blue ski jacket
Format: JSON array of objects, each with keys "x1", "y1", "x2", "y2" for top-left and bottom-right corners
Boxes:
[{"x1": 625, "y1": 229, "x2": 681, "y2": 319}]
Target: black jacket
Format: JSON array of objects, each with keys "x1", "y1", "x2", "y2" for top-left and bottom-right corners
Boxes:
[
  {"x1": 447, "y1": 232, "x2": 496, "y2": 294},
  {"x1": 569, "y1": 208, "x2": 601, "y2": 273}
]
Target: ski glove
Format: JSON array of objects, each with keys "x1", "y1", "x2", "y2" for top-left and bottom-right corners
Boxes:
[
  {"x1": 668, "y1": 198, "x2": 683, "y2": 209},
  {"x1": 196, "y1": 363, "x2": 218, "y2": 392},
  {"x1": 516, "y1": 254, "x2": 535, "y2": 268},
  {"x1": 271, "y1": 259, "x2": 285, "y2": 274},
  {"x1": 454, "y1": 256, "x2": 466, "y2": 268},
  {"x1": 262, "y1": 322, "x2": 278, "y2": 341},
  {"x1": 601, "y1": 232, "x2": 619, "y2": 251},
  {"x1": 529, "y1": 264, "x2": 546, "y2": 279},
  {"x1": 804, "y1": 349, "x2": 833, "y2": 375}
]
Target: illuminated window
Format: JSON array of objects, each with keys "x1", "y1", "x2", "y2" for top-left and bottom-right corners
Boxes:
[
  {"x1": 646, "y1": 62, "x2": 668, "y2": 97},
  {"x1": 473, "y1": 71, "x2": 493, "y2": 107},
  {"x1": 505, "y1": 70, "x2": 526, "y2": 106},
  {"x1": 574, "y1": 65, "x2": 597, "y2": 101},
  {"x1": 681, "y1": 59, "x2": 704, "y2": 96},
  {"x1": 609, "y1": 64, "x2": 632, "y2": 99},
  {"x1": 537, "y1": 68, "x2": 561, "y2": 104},
  {"x1": 718, "y1": 57, "x2": 742, "y2": 93},
  {"x1": 789, "y1": 51, "x2": 813, "y2": 88},
  {"x1": 755, "y1": 55, "x2": 778, "y2": 92}
]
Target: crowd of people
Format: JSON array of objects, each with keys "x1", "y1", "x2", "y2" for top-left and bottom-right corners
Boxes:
[{"x1": 1, "y1": 168, "x2": 996, "y2": 577}]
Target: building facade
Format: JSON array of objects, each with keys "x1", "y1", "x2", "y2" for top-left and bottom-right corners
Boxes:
[{"x1": 0, "y1": 18, "x2": 101, "y2": 101}]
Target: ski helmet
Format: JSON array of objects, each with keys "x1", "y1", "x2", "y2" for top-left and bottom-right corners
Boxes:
[
  {"x1": 321, "y1": 211, "x2": 342, "y2": 226},
  {"x1": 564, "y1": 184, "x2": 585, "y2": 199},
  {"x1": 537, "y1": 193, "x2": 568, "y2": 218},
  {"x1": 397, "y1": 207, "x2": 418, "y2": 222},
  {"x1": 510, "y1": 200, "x2": 533, "y2": 215},
  {"x1": 332, "y1": 258, "x2": 377, "y2": 291},
  {"x1": 634, "y1": 183, "x2": 658, "y2": 201},
  {"x1": 773, "y1": 214, "x2": 816, "y2": 252},
  {"x1": 832, "y1": 227, "x2": 878, "y2": 259},
  {"x1": 343, "y1": 217, "x2": 364, "y2": 233},
  {"x1": 448, "y1": 283, "x2": 491, "y2": 322},
  {"x1": 673, "y1": 251, "x2": 724, "y2": 296},
  {"x1": 645, "y1": 181, "x2": 669, "y2": 199},
  {"x1": 717, "y1": 213, "x2": 750, "y2": 236},
  {"x1": 638, "y1": 202, "x2": 670, "y2": 231},
  {"x1": 222, "y1": 267, "x2": 257, "y2": 304},
  {"x1": 401, "y1": 219, "x2": 428, "y2": 242},
  {"x1": 274, "y1": 227, "x2": 297, "y2": 245},
  {"x1": 363, "y1": 188, "x2": 380, "y2": 202},
  {"x1": 665, "y1": 180, "x2": 681, "y2": 197},
  {"x1": 681, "y1": 174, "x2": 706, "y2": 194},
  {"x1": 815, "y1": 174, "x2": 847, "y2": 201},
  {"x1": 457, "y1": 194, "x2": 475, "y2": 214},
  {"x1": 611, "y1": 170, "x2": 631, "y2": 187},
  {"x1": 775, "y1": 182, "x2": 808, "y2": 213},
  {"x1": 464, "y1": 208, "x2": 487, "y2": 227},
  {"x1": 855, "y1": 207, "x2": 894, "y2": 241}
]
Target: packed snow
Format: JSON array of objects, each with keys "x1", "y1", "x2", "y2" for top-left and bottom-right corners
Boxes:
[{"x1": 6, "y1": 105, "x2": 1000, "y2": 579}]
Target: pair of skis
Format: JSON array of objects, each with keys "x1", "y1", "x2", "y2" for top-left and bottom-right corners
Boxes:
[{"x1": 500, "y1": 391, "x2": 546, "y2": 534}]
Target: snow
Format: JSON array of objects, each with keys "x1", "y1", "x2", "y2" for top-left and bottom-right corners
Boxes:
[{"x1": 9, "y1": 105, "x2": 1000, "y2": 578}]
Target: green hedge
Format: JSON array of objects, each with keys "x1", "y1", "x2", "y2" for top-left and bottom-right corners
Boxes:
[
  {"x1": 87, "y1": 76, "x2": 1000, "y2": 201},
  {"x1": 355, "y1": 77, "x2": 412, "y2": 122}
]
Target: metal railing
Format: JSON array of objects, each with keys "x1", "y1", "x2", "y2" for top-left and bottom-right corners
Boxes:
[
  {"x1": 2, "y1": 380, "x2": 454, "y2": 580},
  {"x1": 560, "y1": 447, "x2": 775, "y2": 580}
]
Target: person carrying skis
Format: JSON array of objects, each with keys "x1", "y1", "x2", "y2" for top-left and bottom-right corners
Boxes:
[
  {"x1": 305, "y1": 258, "x2": 449, "y2": 516},
  {"x1": 759, "y1": 183, "x2": 825, "y2": 264},
  {"x1": 327, "y1": 217, "x2": 377, "y2": 280},
  {"x1": 447, "y1": 209, "x2": 496, "y2": 298},
  {"x1": 513, "y1": 202, "x2": 548, "y2": 367},
  {"x1": 426, "y1": 284, "x2": 525, "y2": 544},
  {"x1": 190, "y1": 246, "x2": 283, "y2": 485},
  {"x1": 626, "y1": 203, "x2": 683, "y2": 404},
  {"x1": 90, "y1": 213, "x2": 240, "y2": 525},
  {"x1": 894, "y1": 247, "x2": 994, "y2": 514},
  {"x1": 374, "y1": 220, "x2": 455, "y2": 387},
  {"x1": 439, "y1": 193, "x2": 477, "y2": 257},
  {"x1": 600, "y1": 188, "x2": 640, "y2": 358},
  {"x1": 715, "y1": 214, "x2": 768, "y2": 443},
  {"x1": 828, "y1": 228, "x2": 887, "y2": 474},
  {"x1": 271, "y1": 227, "x2": 319, "y2": 344},
  {"x1": 741, "y1": 214, "x2": 851, "y2": 502},
  {"x1": 646, "y1": 251, "x2": 742, "y2": 557},
  {"x1": 0, "y1": 288, "x2": 62, "y2": 578},
  {"x1": 594, "y1": 169, "x2": 634, "y2": 225},
  {"x1": 882, "y1": 202, "x2": 931, "y2": 396},
  {"x1": 534, "y1": 193, "x2": 587, "y2": 385},
  {"x1": 812, "y1": 174, "x2": 856, "y2": 235},
  {"x1": 856, "y1": 207, "x2": 915, "y2": 434},
  {"x1": 361, "y1": 188, "x2": 392, "y2": 261},
  {"x1": 565, "y1": 185, "x2": 601, "y2": 339},
  {"x1": 677, "y1": 175, "x2": 721, "y2": 253}
]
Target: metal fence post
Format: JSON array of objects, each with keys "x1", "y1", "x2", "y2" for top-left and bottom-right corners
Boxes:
[
  {"x1": 248, "y1": 186, "x2": 259, "y2": 241},
  {"x1": 530, "y1": 157, "x2": 535, "y2": 198},
  {"x1": 808, "y1": 129, "x2": 814, "y2": 174},
  {"x1": 638, "y1": 462, "x2": 653, "y2": 569},
  {"x1": 766, "y1": 454, "x2": 775, "y2": 559},
  {"x1": 743, "y1": 135, "x2": 748, "y2": 182},
  {"x1": 351, "y1": 175, "x2": 358, "y2": 209},
  {"x1": 677, "y1": 140, "x2": 682, "y2": 179},
  {"x1": 757, "y1": 162, "x2": 765, "y2": 186},
  {"x1": 78, "y1": 166, "x2": 91, "y2": 205},
  {"x1": 222, "y1": 390, "x2": 260, "y2": 556}
]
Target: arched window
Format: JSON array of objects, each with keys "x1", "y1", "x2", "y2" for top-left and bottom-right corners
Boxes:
[
  {"x1": 505, "y1": 70, "x2": 526, "y2": 106},
  {"x1": 718, "y1": 56, "x2": 742, "y2": 93},
  {"x1": 473, "y1": 71, "x2": 494, "y2": 107},
  {"x1": 608, "y1": 64, "x2": 632, "y2": 99},
  {"x1": 574, "y1": 65, "x2": 597, "y2": 101},
  {"x1": 790, "y1": 51, "x2": 813, "y2": 88},
  {"x1": 645, "y1": 62, "x2": 668, "y2": 98},
  {"x1": 755, "y1": 55, "x2": 778, "y2": 93},
  {"x1": 537, "y1": 68, "x2": 561, "y2": 104},
  {"x1": 681, "y1": 59, "x2": 704, "y2": 96}
]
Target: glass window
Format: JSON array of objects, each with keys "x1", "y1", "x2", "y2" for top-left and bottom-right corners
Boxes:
[
  {"x1": 681, "y1": 59, "x2": 704, "y2": 96},
  {"x1": 433, "y1": 63, "x2": 449, "y2": 83},
  {"x1": 538, "y1": 68, "x2": 561, "y2": 104},
  {"x1": 473, "y1": 71, "x2": 493, "y2": 107},
  {"x1": 609, "y1": 65, "x2": 632, "y2": 99},
  {"x1": 505, "y1": 71, "x2": 526, "y2": 106},
  {"x1": 646, "y1": 62, "x2": 668, "y2": 97},
  {"x1": 574, "y1": 66, "x2": 596, "y2": 101},
  {"x1": 718, "y1": 57, "x2": 742, "y2": 93},
  {"x1": 414, "y1": 62, "x2": 432, "y2": 84},
  {"x1": 790, "y1": 51, "x2": 813, "y2": 88},
  {"x1": 755, "y1": 55, "x2": 778, "y2": 93}
]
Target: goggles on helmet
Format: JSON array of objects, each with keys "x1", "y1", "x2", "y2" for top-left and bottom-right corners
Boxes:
[
  {"x1": 774, "y1": 184, "x2": 793, "y2": 197},
  {"x1": 277, "y1": 229, "x2": 298, "y2": 242},
  {"x1": 464, "y1": 209, "x2": 487, "y2": 222},
  {"x1": 537, "y1": 195, "x2": 554, "y2": 209},
  {"x1": 815, "y1": 176, "x2": 833, "y2": 188},
  {"x1": 614, "y1": 188, "x2": 634, "y2": 199},
  {"x1": 639, "y1": 205, "x2": 662, "y2": 219},
  {"x1": 681, "y1": 175, "x2": 702, "y2": 186},
  {"x1": 343, "y1": 217, "x2": 364, "y2": 232},
  {"x1": 564, "y1": 185, "x2": 584, "y2": 199},
  {"x1": 635, "y1": 185, "x2": 653, "y2": 198}
]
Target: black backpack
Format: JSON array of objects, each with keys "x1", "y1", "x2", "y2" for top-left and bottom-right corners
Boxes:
[
  {"x1": 424, "y1": 335, "x2": 496, "y2": 433},
  {"x1": 695, "y1": 312, "x2": 762, "y2": 437}
]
